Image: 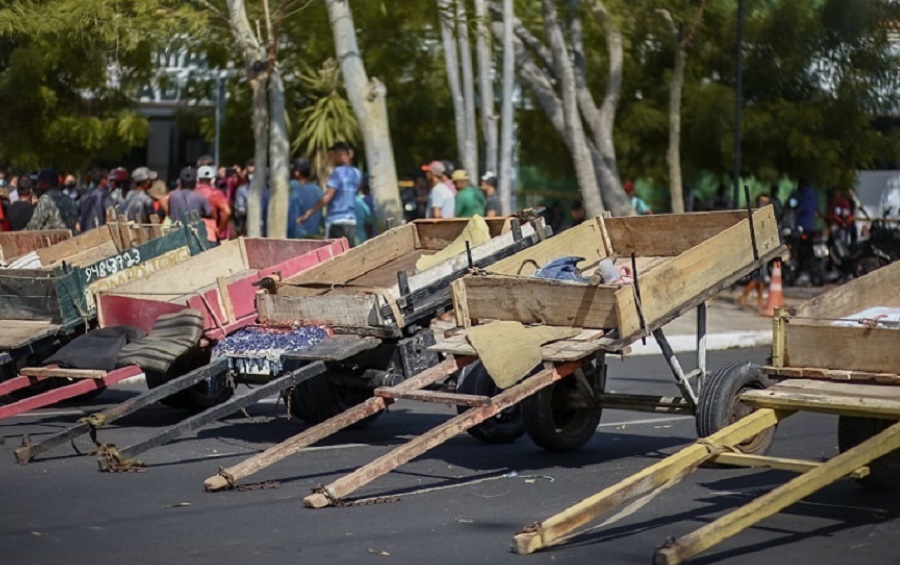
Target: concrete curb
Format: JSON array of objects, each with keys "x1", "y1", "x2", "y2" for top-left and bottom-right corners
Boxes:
[{"x1": 627, "y1": 330, "x2": 772, "y2": 357}]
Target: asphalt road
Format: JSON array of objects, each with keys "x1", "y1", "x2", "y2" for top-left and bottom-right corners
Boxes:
[{"x1": 1, "y1": 348, "x2": 899, "y2": 565}]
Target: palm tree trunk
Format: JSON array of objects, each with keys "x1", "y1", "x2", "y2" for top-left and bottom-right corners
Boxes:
[
  {"x1": 267, "y1": 66, "x2": 290, "y2": 237},
  {"x1": 325, "y1": 0, "x2": 402, "y2": 224},
  {"x1": 474, "y1": 0, "x2": 498, "y2": 177},
  {"x1": 498, "y1": 0, "x2": 515, "y2": 215}
]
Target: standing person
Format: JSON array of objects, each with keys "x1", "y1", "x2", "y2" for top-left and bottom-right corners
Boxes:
[
  {"x1": 441, "y1": 160, "x2": 457, "y2": 194},
  {"x1": 422, "y1": 160, "x2": 454, "y2": 219},
  {"x1": 791, "y1": 179, "x2": 819, "y2": 233},
  {"x1": 297, "y1": 142, "x2": 360, "y2": 245},
  {"x1": 233, "y1": 160, "x2": 254, "y2": 236},
  {"x1": 194, "y1": 165, "x2": 231, "y2": 244},
  {"x1": 108, "y1": 167, "x2": 130, "y2": 206},
  {"x1": 62, "y1": 173, "x2": 79, "y2": 201},
  {"x1": 570, "y1": 200, "x2": 586, "y2": 227},
  {"x1": 120, "y1": 167, "x2": 158, "y2": 223},
  {"x1": 26, "y1": 168, "x2": 78, "y2": 231},
  {"x1": 710, "y1": 183, "x2": 733, "y2": 210},
  {"x1": 78, "y1": 168, "x2": 113, "y2": 231},
  {"x1": 148, "y1": 180, "x2": 169, "y2": 222},
  {"x1": 452, "y1": 170, "x2": 486, "y2": 218},
  {"x1": 288, "y1": 158, "x2": 322, "y2": 239},
  {"x1": 168, "y1": 166, "x2": 213, "y2": 227},
  {"x1": 479, "y1": 173, "x2": 501, "y2": 218},
  {"x1": 825, "y1": 187, "x2": 853, "y2": 246},
  {"x1": 7, "y1": 176, "x2": 34, "y2": 231},
  {"x1": 624, "y1": 180, "x2": 652, "y2": 215}
]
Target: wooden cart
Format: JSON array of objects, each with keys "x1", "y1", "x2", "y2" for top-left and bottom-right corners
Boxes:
[
  {"x1": 200, "y1": 209, "x2": 783, "y2": 498},
  {"x1": 13, "y1": 237, "x2": 347, "y2": 464},
  {"x1": 0, "y1": 221, "x2": 207, "y2": 380},
  {"x1": 510, "y1": 260, "x2": 900, "y2": 564}
]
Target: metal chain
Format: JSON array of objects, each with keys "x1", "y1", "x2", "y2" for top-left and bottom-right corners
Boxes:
[{"x1": 311, "y1": 484, "x2": 400, "y2": 507}]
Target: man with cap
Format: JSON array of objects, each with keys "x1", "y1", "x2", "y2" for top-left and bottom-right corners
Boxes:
[
  {"x1": 195, "y1": 165, "x2": 231, "y2": 243},
  {"x1": 78, "y1": 168, "x2": 113, "y2": 231},
  {"x1": 422, "y1": 160, "x2": 455, "y2": 219},
  {"x1": 297, "y1": 142, "x2": 360, "y2": 245},
  {"x1": 119, "y1": 167, "x2": 158, "y2": 223},
  {"x1": 479, "y1": 172, "x2": 501, "y2": 218},
  {"x1": 288, "y1": 158, "x2": 322, "y2": 238},
  {"x1": 26, "y1": 168, "x2": 78, "y2": 231},
  {"x1": 452, "y1": 170, "x2": 485, "y2": 218},
  {"x1": 168, "y1": 166, "x2": 213, "y2": 231}
]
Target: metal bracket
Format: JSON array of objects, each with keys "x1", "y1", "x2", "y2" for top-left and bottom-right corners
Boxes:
[{"x1": 653, "y1": 328, "x2": 700, "y2": 408}]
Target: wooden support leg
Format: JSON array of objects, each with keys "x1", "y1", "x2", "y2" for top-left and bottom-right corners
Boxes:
[
  {"x1": 653, "y1": 419, "x2": 900, "y2": 565},
  {"x1": 0, "y1": 374, "x2": 45, "y2": 397},
  {"x1": 303, "y1": 361, "x2": 580, "y2": 509},
  {"x1": 204, "y1": 355, "x2": 475, "y2": 492},
  {"x1": 108, "y1": 362, "x2": 326, "y2": 465},
  {"x1": 512, "y1": 408, "x2": 789, "y2": 555},
  {"x1": 14, "y1": 360, "x2": 228, "y2": 464},
  {"x1": 0, "y1": 366, "x2": 144, "y2": 420}
]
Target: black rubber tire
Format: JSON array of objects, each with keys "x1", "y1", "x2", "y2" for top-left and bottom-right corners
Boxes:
[
  {"x1": 522, "y1": 360, "x2": 603, "y2": 452},
  {"x1": 838, "y1": 416, "x2": 900, "y2": 489},
  {"x1": 455, "y1": 362, "x2": 525, "y2": 444},
  {"x1": 289, "y1": 372, "x2": 382, "y2": 428},
  {"x1": 145, "y1": 352, "x2": 233, "y2": 412},
  {"x1": 696, "y1": 362, "x2": 774, "y2": 455},
  {"x1": 853, "y1": 256, "x2": 883, "y2": 278}
]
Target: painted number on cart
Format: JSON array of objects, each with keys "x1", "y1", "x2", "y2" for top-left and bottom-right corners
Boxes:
[{"x1": 84, "y1": 248, "x2": 142, "y2": 283}]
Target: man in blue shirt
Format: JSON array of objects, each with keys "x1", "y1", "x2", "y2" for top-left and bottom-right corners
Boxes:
[
  {"x1": 288, "y1": 158, "x2": 322, "y2": 238},
  {"x1": 298, "y1": 142, "x2": 360, "y2": 246},
  {"x1": 78, "y1": 168, "x2": 113, "y2": 231},
  {"x1": 792, "y1": 179, "x2": 819, "y2": 233}
]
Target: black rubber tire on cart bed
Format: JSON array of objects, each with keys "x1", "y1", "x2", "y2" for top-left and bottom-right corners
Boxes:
[
  {"x1": 522, "y1": 359, "x2": 603, "y2": 452},
  {"x1": 289, "y1": 372, "x2": 382, "y2": 428},
  {"x1": 455, "y1": 362, "x2": 525, "y2": 445},
  {"x1": 838, "y1": 416, "x2": 900, "y2": 490},
  {"x1": 695, "y1": 362, "x2": 775, "y2": 455},
  {"x1": 146, "y1": 352, "x2": 233, "y2": 412}
]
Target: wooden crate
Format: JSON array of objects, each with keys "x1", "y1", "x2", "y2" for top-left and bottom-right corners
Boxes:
[
  {"x1": 97, "y1": 238, "x2": 348, "y2": 340},
  {"x1": 768, "y1": 260, "x2": 900, "y2": 380},
  {"x1": 451, "y1": 208, "x2": 782, "y2": 343},
  {"x1": 258, "y1": 217, "x2": 544, "y2": 333}
]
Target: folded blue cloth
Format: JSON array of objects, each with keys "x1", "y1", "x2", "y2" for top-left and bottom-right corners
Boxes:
[{"x1": 532, "y1": 256, "x2": 589, "y2": 283}]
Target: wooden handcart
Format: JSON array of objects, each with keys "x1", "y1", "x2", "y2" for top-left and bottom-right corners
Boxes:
[
  {"x1": 201, "y1": 209, "x2": 784, "y2": 503},
  {"x1": 511, "y1": 259, "x2": 900, "y2": 564},
  {"x1": 13, "y1": 237, "x2": 346, "y2": 465}
]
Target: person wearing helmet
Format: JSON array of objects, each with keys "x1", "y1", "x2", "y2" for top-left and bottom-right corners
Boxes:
[{"x1": 195, "y1": 165, "x2": 231, "y2": 243}]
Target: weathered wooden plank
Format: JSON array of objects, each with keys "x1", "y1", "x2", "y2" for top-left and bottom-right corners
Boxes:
[
  {"x1": 604, "y1": 211, "x2": 747, "y2": 257},
  {"x1": 35, "y1": 226, "x2": 112, "y2": 266},
  {"x1": 486, "y1": 218, "x2": 608, "y2": 276},
  {"x1": 741, "y1": 380, "x2": 900, "y2": 419},
  {"x1": 638, "y1": 206, "x2": 781, "y2": 328},
  {"x1": 783, "y1": 323, "x2": 900, "y2": 375},
  {"x1": 455, "y1": 275, "x2": 640, "y2": 334},
  {"x1": 794, "y1": 260, "x2": 900, "y2": 320},
  {"x1": 0, "y1": 321, "x2": 61, "y2": 350},
  {"x1": 20, "y1": 367, "x2": 107, "y2": 379},
  {"x1": 0, "y1": 230, "x2": 71, "y2": 261},
  {"x1": 414, "y1": 217, "x2": 511, "y2": 250},
  {"x1": 373, "y1": 388, "x2": 492, "y2": 406},
  {"x1": 279, "y1": 224, "x2": 418, "y2": 294},
  {"x1": 258, "y1": 293, "x2": 385, "y2": 328},
  {"x1": 710, "y1": 452, "x2": 870, "y2": 479},
  {"x1": 762, "y1": 365, "x2": 900, "y2": 384}
]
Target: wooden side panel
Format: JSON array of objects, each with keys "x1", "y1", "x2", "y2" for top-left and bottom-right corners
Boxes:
[
  {"x1": 784, "y1": 324, "x2": 900, "y2": 374},
  {"x1": 605, "y1": 210, "x2": 747, "y2": 257},
  {"x1": 97, "y1": 294, "x2": 186, "y2": 333},
  {"x1": 486, "y1": 219, "x2": 609, "y2": 276},
  {"x1": 36, "y1": 225, "x2": 114, "y2": 266},
  {"x1": 456, "y1": 274, "x2": 640, "y2": 333},
  {"x1": 242, "y1": 238, "x2": 344, "y2": 270},
  {"x1": 257, "y1": 293, "x2": 384, "y2": 328},
  {"x1": 0, "y1": 270, "x2": 63, "y2": 322},
  {"x1": 638, "y1": 207, "x2": 781, "y2": 327},
  {"x1": 0, "y1": 230, "x2": 72, "y2": 261},
  {"x1": 794, "y1": 260, "x2": 900, "y2": 320},
  {"x1": 279, "y1": 224, "x2": 417, "y2": 292},
  {"x1": 414, "y1": 217, "x2": 511, "y2": 250}
]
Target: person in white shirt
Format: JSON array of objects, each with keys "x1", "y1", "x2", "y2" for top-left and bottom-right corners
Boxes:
[{"x1": 421, "y1": 160, "x2": 455, "y2": 218}]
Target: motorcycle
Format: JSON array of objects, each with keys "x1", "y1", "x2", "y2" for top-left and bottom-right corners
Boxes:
[{"x1": 852, "y1": 219, "x2": 900, "y2": 276}]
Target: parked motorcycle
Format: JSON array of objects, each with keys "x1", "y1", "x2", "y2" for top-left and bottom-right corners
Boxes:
[{"x1": 852, "y1": 219, "x2": 900, "y2": 276}]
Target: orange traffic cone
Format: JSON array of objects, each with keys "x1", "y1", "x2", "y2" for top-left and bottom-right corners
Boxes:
[{"x1": 760, "y1": 262, "x2": 783, "y2": 317}]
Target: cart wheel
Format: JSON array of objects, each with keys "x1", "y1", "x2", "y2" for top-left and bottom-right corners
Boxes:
[
  {"x1": 289, "y1": 372, "x2": 382, "y2": 428},
  {"x1": 838, "y1": 416, "x2": 900, "y2": 489},
  {"x1": 696, "y1": 363, "x2": 774, "y2": 455},
  {"x1": 146, "y1": 351, "x2": 232, "y2": 412},
  {"x1": 522, "y1": 359, "x2": 602, "y2": 452},
  {"x1": 853, "y1": 256, "x2": 883, "y2": 278},
  {"x1": 456, "y1": 362, "x2": 525, "y2": 445}
]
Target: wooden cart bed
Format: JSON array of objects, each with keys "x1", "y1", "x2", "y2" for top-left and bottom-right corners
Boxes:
[
  {"x1": 766, "y1": 260, "x2": 900, "y2": 382},
  {"x1": 96, "y1": 238, "x2": 348, "y2": 340},
  {"x1": 438, "y1": 208, "x2": 783, "y2": 358},
  {"x1": 257, "y1": 217, "x2": 545, "y2": 333}
]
